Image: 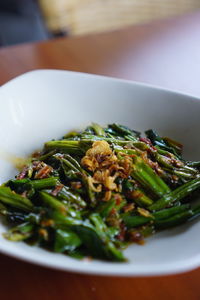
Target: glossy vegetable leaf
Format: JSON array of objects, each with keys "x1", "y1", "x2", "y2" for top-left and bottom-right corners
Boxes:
[{"x1": 54, "y1": 228, "x2": 82, "y2": 252}]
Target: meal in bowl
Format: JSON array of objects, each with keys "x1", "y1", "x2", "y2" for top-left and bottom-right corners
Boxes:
[{"x1": 0, "y1": 123, "x2": 200, "y2": 262}]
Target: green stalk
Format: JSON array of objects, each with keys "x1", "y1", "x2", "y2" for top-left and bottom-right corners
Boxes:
[
  {"x1": 0, "y1": 202, "x2": 7, "y2": 215},
  {"x1": 154, "y1": 210, "x2": 193, "y2": 229},
  {"x1": 163, "y1": 137, "x2": 183, "y2": 156},
  {"x1": 108, "y1": 123, "x2": 139, "y2": 140},
  {"x1": 4, "y1": 222, "x2": 34, "y2": 241},
  {"x1": 131, "y1": 188, "x2": 154, "y2": 207},
  {"x1": 89, "y1": 214, "x2": 125, "y2": 261},
  {"x1": 155, "y1": 153, "x2": 198, "y2": 179},
  {"x1": 153, "y1": 204, "x2": 190, "y2": 220},
  {"x1": 60, "y1": 158, "x2": 80, "y2": 173},
  {"x1": 8, "y1": 177, "x2": 59, "y2": 191},
  {"x1": 54, "y1": 153, "x2": 82, "y2": 173},
  {"x1": 131, "y1": 156, "x2": 171, "y2": 198},
  {"x1": 52, "y1": 212, "x2": 124, "y2": 261},
  {"x1": 51, "y1": 211, "x2": 83, "y2": 226},
  {"x1": 39, "y1": 191, "x2": 67, "y2": 214},
  {"x1": 91, "y1": 123, "x2": 106, "y2": 136},
  {"x1": 45, "y1": 140, "x2": 90, "y2": 155},
  {"x1": 97, "y1": 198, "x2": 116, "y2": 218},
  {"x1": 186, "y1": 161, "x2": 200, "y2": 168},
  {"x1": 8, "y1": 178, "x2": 30, "y2": 187},
  {"x1": 97, "y1": 197, "x2": 127, "y2": 218},
  {"x1": 192, "y1": 205, "x2": 200, "y2": 215},
  {"x1": 81, "y1": 136, "x2": 135, "y2": 146},
  {"x1": 173, "y1": 170, "x2": 196, "y2": 179},
  {"x1": 149, "y1": 177, "x2": 200, "y2": 211},
  {"x1": 123, "y1": 215, "x2": 151, "y2": 228},
  {"x1": 115, "y1": 148, "x2": 138, "y2": 156},
  {"x1": 35, "y1": 150, "x2": 56, "y2": 161},
  {"x1": 145, "y1": 129, "x2": 179, "y2": 157},
  {"x1": 28, "y1": 177, "x2": 59, "y2": 190},
  {"x1": 0, "y1": 187, "x2": 33, "y2": 211},
  {"x1": 63, "y1": 154, "x2": 82, "y2": 172},
  {"x1": 58, "y1": 187, "x2": 86, "y2": 208},
  {"x1": 123, "y1": 204, "x2": 190, "y2": 228}
]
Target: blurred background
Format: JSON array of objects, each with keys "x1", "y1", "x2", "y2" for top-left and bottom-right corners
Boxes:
[{"x1": 0, "y1": 0, "x2": 200, "y2": 47}]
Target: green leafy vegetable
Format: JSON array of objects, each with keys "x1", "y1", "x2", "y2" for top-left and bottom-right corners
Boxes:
[{"x1": 1, "y1": 123, "x2": 200, "y2": 262}]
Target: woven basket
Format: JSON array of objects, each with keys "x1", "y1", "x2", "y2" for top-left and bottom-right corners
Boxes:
[{"x1": 39, "y1": 0, "x2": 200, "y2": 35}]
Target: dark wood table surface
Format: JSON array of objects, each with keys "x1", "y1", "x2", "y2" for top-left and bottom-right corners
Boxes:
[{"x1": 0, "y1": 12, "x2": 200, "y2": 300}]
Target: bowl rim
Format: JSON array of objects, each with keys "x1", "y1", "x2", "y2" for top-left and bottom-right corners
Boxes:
[{"x1": 1, "y1": 69, "x2": 200, "y2": 102}]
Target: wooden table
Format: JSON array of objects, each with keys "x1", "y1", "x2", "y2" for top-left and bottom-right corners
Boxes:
[{"x1": 0, "y1": 12, "x2": 200, "y2": 300}]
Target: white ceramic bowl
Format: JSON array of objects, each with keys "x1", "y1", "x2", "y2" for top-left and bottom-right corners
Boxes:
[{"x1": 0, "y1": 70, "x2": 200, "y2": 276}]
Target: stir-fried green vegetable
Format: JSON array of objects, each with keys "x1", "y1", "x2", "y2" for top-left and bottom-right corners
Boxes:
[{"x1": 1, "y1": 123, "x2": 200, "y2": 262}]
